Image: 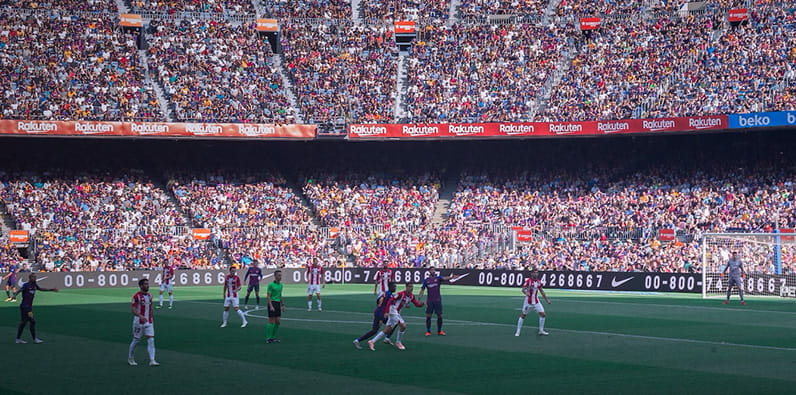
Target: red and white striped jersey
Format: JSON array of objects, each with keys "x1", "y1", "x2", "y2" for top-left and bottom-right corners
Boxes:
[
  {"x1": 162, "y1": 265, "x2": 175, "y2": 285},
  {"x1": 386, "y1": 290, "x2": 423, "y2": 315},
  {"x1": 523, "y1": 278, "x2": 543, "y2": 304},
  {"x1": 224, "y1": 275, "x2": 241, "y2": 298},
  {"x1": 375, "y1": 269, "x2": 392, "y2": 294},
  {"x1": 307, "y1": 265, "x2": 324, "y2": 286},
  {"x1": 132, "y1": 291, "x2": 153, "y2": 323}
]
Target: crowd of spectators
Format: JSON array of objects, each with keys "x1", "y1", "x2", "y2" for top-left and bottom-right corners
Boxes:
[
  {"x1": 2, "y1": 0, "x2": 118, "y2": 13},
  {"x1": 458, "y1": 0, "x2": 547, "y2": 19},
  {"x1": 129, "y1": 0, "x2": 254, "y2": 16},
  {"x1": 302, "y1": 172, "x2": 442, "y2": 266},
  {"x1": 643, "y1": 7, "x2": 796, "y2": 117},
  {"x1": 541, "y1": 15, "x2": 716, "y2": 121},
  {"x1": 146, "y1": 19, "x2": 295, "y2": 123},
  {"x1": 281, "y1": 21, "x2": 397, "y2": 124},
  {"x1": 0, "y1": 13, "x2": 163, "y2": 121},
  {"x1": 265, "y1": 0, "x2": 351, "y2": 19},
  {"x1": 168, "y1": 171, "x2": 343, "y2": 268},
  {"x1": 362, "y1": 0, "x2": 450, "y2": 21},
  {"x1": 0, "y1": 170, "x2": 217, "y2": 271},
  {"x1": 403, "y1": 23, "x2": 571, "y2": 123}
]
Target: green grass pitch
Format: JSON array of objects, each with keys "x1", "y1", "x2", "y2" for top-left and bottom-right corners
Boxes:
[{"x1": 1, "y1": 284, "x2": 795, "y2": 394}]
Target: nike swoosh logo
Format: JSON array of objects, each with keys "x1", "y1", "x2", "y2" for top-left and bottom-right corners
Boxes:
[
  {"x1": 262, "y1": 273, "x2": 274, "y2": 279},
  {"x1": 449, "y1": 273, "x2": 469, "y2": 283},
  {"x1": 611, "y1": 277, "x2": 634, "y2": 287}
]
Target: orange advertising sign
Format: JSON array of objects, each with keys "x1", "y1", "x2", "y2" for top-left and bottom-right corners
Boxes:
[
  {"x1": 256, "y1": 19, "x2": 278, "y2": 32},
  {"x1": 8, "y1": 230, "x2": 29, "y2": 243},
  {"x1": 120, "y1": 14, "x2": 143, "y2": 27},
  {"x1": 394, "y1": 21, "x2": 416, "y2": 34},
  {"x1": 192, "y1": 229, "x2": 212, "y2": 240}
]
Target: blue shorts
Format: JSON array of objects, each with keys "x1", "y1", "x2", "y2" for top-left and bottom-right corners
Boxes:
[
  {"x1": 247, "y1": 283, "x2": 260, "y2": 293},
  {"x1": 20, "y1": 306, "x2": 33, "y2": 322},
  {"x1": 426, "y1": 300, "x2": 443, "y2": 315}
]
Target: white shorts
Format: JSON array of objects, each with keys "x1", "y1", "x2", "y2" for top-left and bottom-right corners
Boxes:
[
  {"x1": 522, "y1": 299, "x2": 545, "y2": 315},
  {"x1": 385, "y1": 313, "x2": 405, "y2": 327},
  {"x1": 307, "y1": 284, "x2": 321, "y2": 295},
  {"x1": 224, "y1": 296, "x2": 240, "y2": 308},
  {"x1": 132, "y1": 319, "x2": 155, "y2": 339},
  {"x1": 160, "y1": 283, "x2": 173, "y2": 293}
]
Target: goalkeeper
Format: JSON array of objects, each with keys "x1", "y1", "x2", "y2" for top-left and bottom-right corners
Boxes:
[{"x1": 721, "y1": 251, "x2": 746, "y2": 305}]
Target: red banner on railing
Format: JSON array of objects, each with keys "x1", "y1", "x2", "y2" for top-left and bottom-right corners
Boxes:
[
  {"x1": 192, "y1": 229, "x2": 212, "y2": 240},
  {"x1": 728, "y1": 8, "x2": 749, "y2": 22},
  {"x1": 781, "y1": 228, "x2": 794, "y2": 242},
  {"x1": 395, "y1": 21, "x2": 416, "y2": 34},
  {"x1": 659, "y1": 229, "x2": 675, "y2": 242},
  {"x1": 348, "y1": 115, "x2": 729, "y2": 139},
  {"x1": 580, "y1": 17, "x2": 601, "y2": 30},
  {"x1": 0, "y1": 120, "x2": 317, "y2": 139}
]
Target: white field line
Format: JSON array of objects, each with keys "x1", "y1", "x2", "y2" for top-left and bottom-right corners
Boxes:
[{"x1": 181, "y1": 302, "x2": 796, "y2": 353}]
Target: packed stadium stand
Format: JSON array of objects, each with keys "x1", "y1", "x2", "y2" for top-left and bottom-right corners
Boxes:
[{"x1": 0, "y1": 2, "x2": 794, "y2": 275}]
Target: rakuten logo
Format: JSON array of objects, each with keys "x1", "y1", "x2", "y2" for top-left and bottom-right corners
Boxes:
[
  {"x1": 597, "y1": 122, "x2": 629, "y2": 133},
  {"x1": 499, "y1": 124, "x2": 534, "y2": 135},
  {"x1": 237, "y1": 124, "x2": 276, "y2": 136},
  {"x1": 449, "y1": 124, "x2": 484, "y2": 136},
  {"x1": 350, "y1": 125, "x2": 387, "y2": 136},
  {"x1": 788, "y1": 112, "x2": 796, "y2": 125},
  {"x1": 131, "y1": 123, "x2": 170, "y2": 134},
  {"x1": 642, "y1": 119, "x2": 675, "y2": 131},
  {"x1": 402, "y1": 125, "x2": 439, "y2": 136},
  {"x1": 17, "y1": 121, "x2": 57, "y2": 133},
  {"x1": 75, "y1": 122, "x2": 114, "y2": 134},
  {"x1": 688, "y1": 117, "x2": 723, "y2": 129},
  {"x1": 549, "y1": 123, "x2": 582, "y2": 134},
  {"x1": 737, "y1": 114, "x2": 770, "y2": 127},
  {"x1": 186, "y1": 124, "x2": 222, "y2": 135}
]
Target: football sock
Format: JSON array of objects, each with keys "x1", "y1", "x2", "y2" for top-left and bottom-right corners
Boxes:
[
  {"x1": 169, "y1": 295, "x2": 173, "y2": 306},
  {"x1": 237, "y1": 309, "x2": 246, "y2": 321},
  {"x1": 222, "y1": 311, "x2": 229, "y2": 324},
  {"x1": 29, "y1": 321, "x2": 36, "y2": 339},
  {"x1": 738, "y1": 286, "x2": 744, "y2": 301},
  {"x1": 147, "y1": 337, "x2": 156, "y2": 362},
  {"x1": 516, "y1": 317, "x2": 524, "y2": 333},
  {"x1": 5, "y1": 290, "x2": 9, "y2": 298},
  {"x1": 244, "y1": 295, "x2": 250, "y2": 305},
  {"x1": 437, "y1": 316, "x2": 443, "y2": 332},
  {"x1": 426, "y1": 316, "x2": 432, "y2": 332},
  {"x1": 159, "y1": 294, "x2": 163, "y2": 306},
  {"x1": 265, "y1": 323, "x2": 272, "y2": 338},
  {"x1": 317, "y1": 300, "x2": 322, "y2": 310},
  {"x1": 372, "y1": 331, "x2": 386, "y2": 343},
  {"x1": 256, "y1": 296, "x2": 260, "y2": 305},
  {"x1": 539, "y1": 317, "x2": 546, "y2": 331},
  {"x1": 17, "y1": 321, "x2": 25, "y2": 339},
  {"x1": 273, "y1": 323, "x2": 280, "y2": 338},
  {"x1": 128, "y1": 338, "x2": 140, "y2": 358},
  {"x1": 396, "y1": 329, "x2": 405, "y2": 343},
  {"x1": 308, "y1": 301, "x2": 312, "y2": 309}
]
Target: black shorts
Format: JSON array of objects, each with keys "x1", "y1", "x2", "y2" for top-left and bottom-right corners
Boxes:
[
  {"x1": 268, "y1": 301, "x2": 282, "y2": 317},
  {"x1": 426, "y1": 300, "x2": 443, "y2": 315},
  {"x1": 247, "y1": 283, "x2": 260, "y2": 293},
  {"x1": 20, "y1": 307, "x2": 34, "y2": 322}
]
